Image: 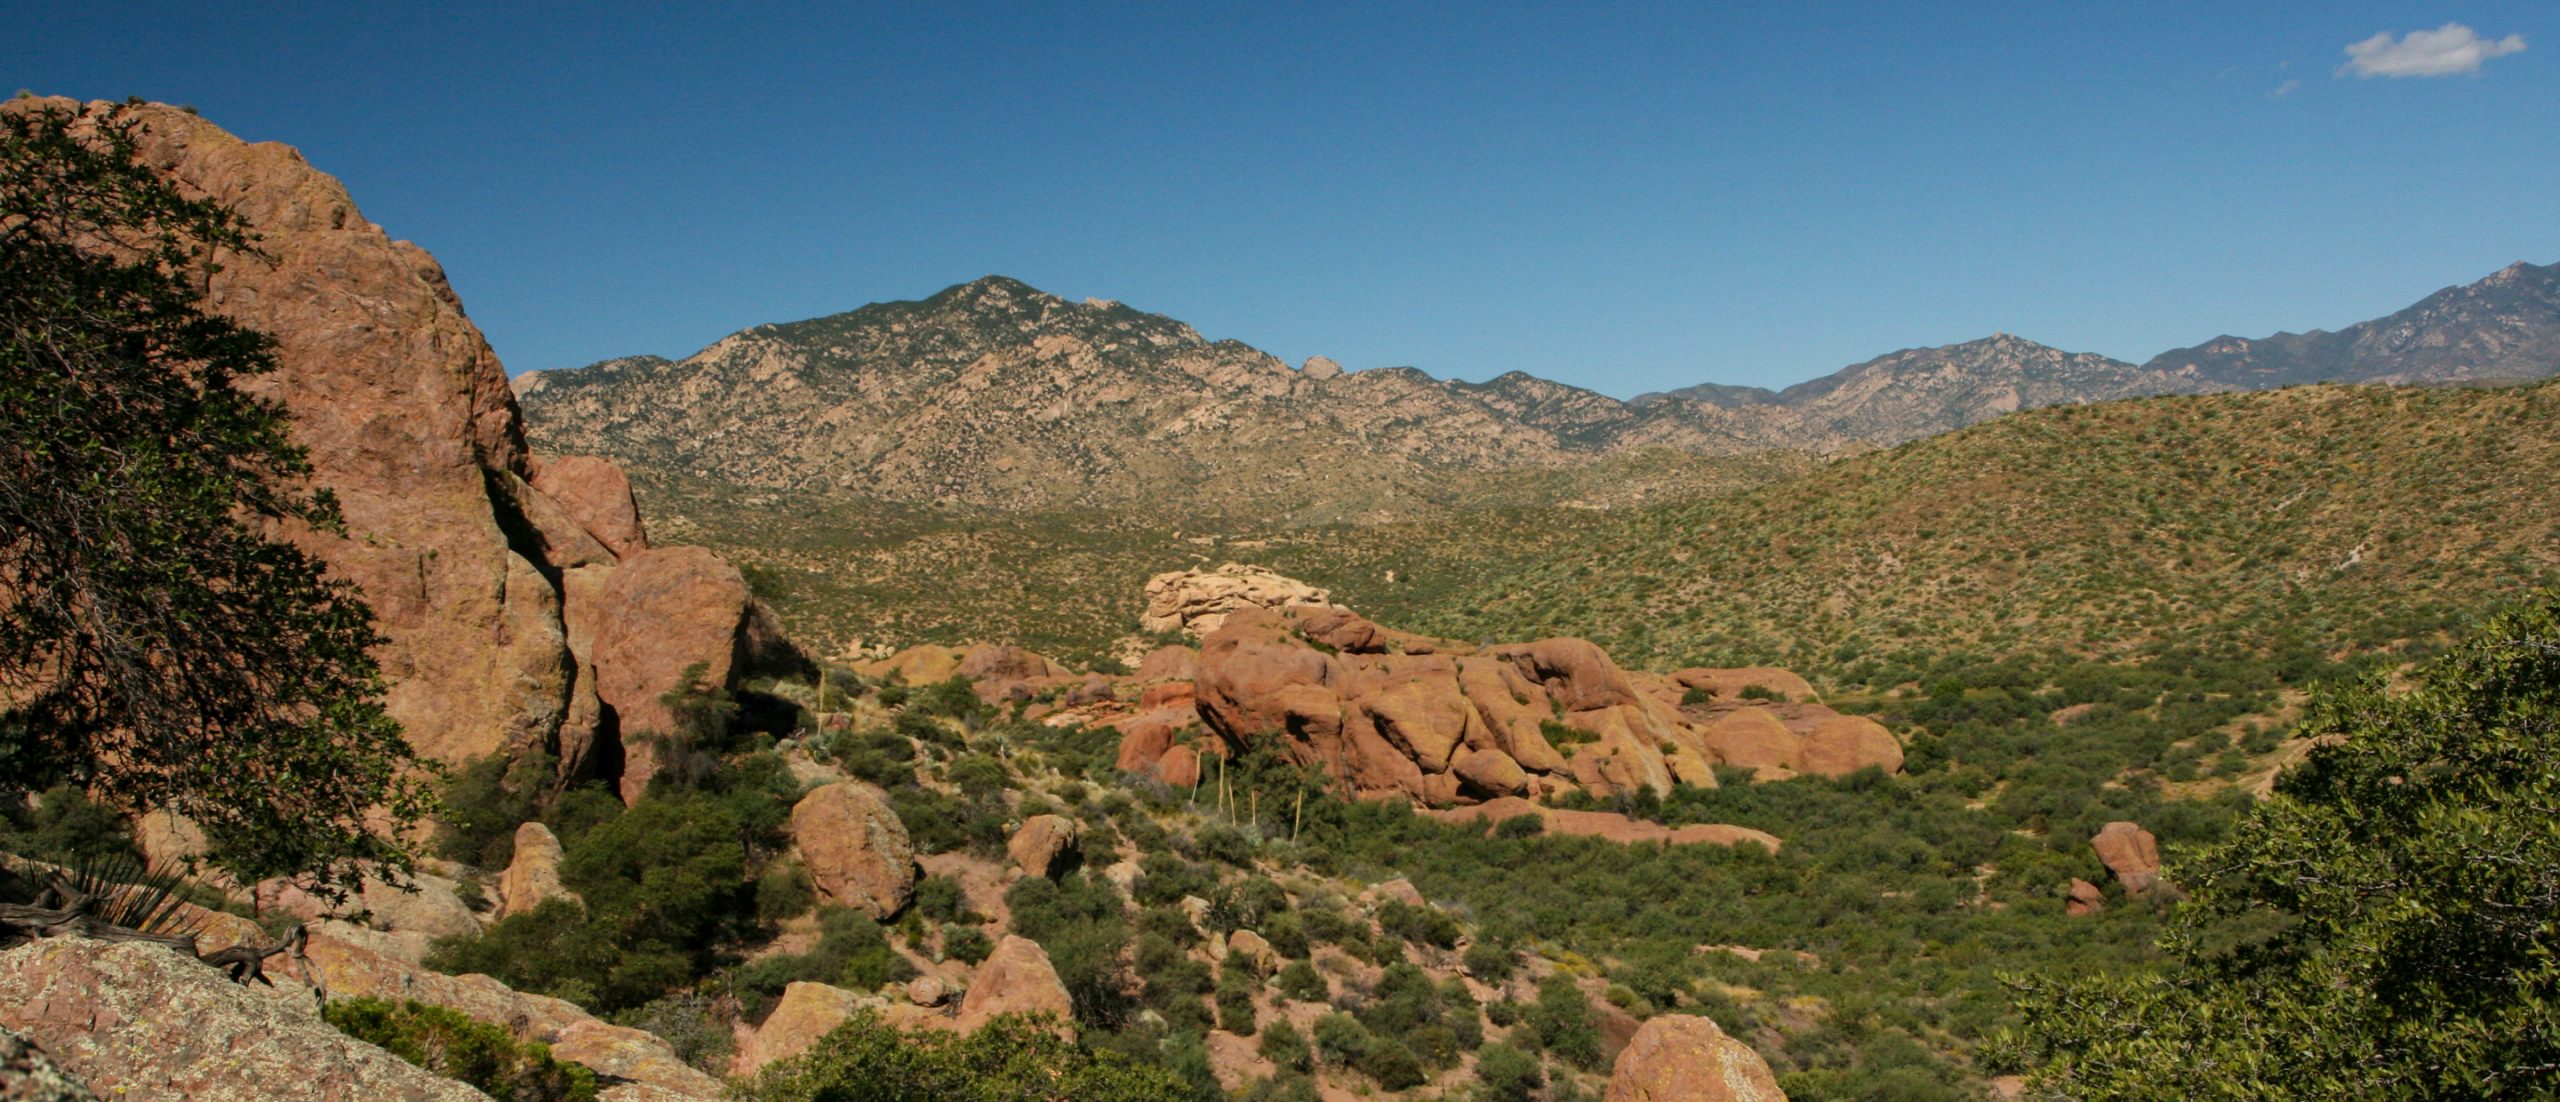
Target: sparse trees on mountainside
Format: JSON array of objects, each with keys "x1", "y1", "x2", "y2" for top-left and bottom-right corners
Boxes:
[
  {"x1": 1998, "y1": 592, "x2": 2560, "y2": 1099},
  {"x1": 0, "y1": 102, "x2": 427, "y2": 888}
]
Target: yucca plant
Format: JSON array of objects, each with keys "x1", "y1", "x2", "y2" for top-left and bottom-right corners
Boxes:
[{"x1": 33, "y1": 853, "x2": 210, "y2": 941}]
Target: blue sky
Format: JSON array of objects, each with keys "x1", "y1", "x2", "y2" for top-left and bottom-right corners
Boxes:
[{"x1": 11, "y1": 2, "x2": 2553, "y2": 396}]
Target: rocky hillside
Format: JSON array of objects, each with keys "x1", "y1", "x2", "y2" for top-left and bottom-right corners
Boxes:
[
  {"x1": 515, "y1": 277, "x2": 1820, "y2": 523},
  {"x1": 40, "y1": 98, "x2": 798, "y2": 806},
  {"x1": 1401, "y1": 379, "x2": 2560, "y2": 674}
]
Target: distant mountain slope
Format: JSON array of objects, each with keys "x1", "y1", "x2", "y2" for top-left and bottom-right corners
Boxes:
[
  {"x1": 516, "y1": 277, "x2": 1813, "y2": 522},
  {"x1": 2139, "y1": 260, "x2": 2560, "y2": 388},
  {"x1": 1395, "y1": 380, "x2": 2560, "y2": 672}
]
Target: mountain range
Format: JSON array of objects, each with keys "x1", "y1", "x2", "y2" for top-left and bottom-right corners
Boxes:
[{"x1": 518, "y1": 260, "x2": 2558, "y2": 518}]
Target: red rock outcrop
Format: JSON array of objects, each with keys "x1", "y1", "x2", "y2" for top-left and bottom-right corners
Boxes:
[
  {"x1": 1605, "y1": 1014, "x2": 1787, "y2": 1102},
  {"x1": 1428, "y1": 798, "x2": 1781, "y2": 853},
  {"x1": 1189, "y1": 604, "x2": 1897, "y2": 806},
  {"x1": 593, "y1": 546, "x2": 799, "y2": 802},
  {"x1": 955, "y1": 935, "x2": 1076, "y2": 1037},
  {"x1": 2091, "y1": 821, "x2": 2163, "y2": 896},
  {"x1": 790, "y1": 783, "x2": 916, "y2": 918},
  {"x1": 20, "y1": 100, "x2": 793, "y2": 803}
]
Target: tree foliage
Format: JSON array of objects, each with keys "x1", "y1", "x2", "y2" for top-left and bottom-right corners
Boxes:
[
  {"x1": 0, "y1": 101, "x2": 427, "y2": 887},
  {"x1": 1999, "y1": 593, "x2": 2560, "y2": 1099}
]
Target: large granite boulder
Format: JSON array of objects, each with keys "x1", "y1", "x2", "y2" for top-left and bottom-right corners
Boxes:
[
  {"x1": 2091, "y1": 821, "x2": 2163, "y2": 896},
  {"x1": 1604, "y1": 1014, "x2": 1788, "y2": 1102},
  {"x1": 497, "y1": 821, "x2": 578, "y2": 919},
  {"x1": 790, "y1": 783, "x2": 916, "y2": 919},
  {"x1": 1138, "y1": 564, "x2": 1331, "y2": 637},
  {"x1": 955, "y1": 935, "x2": 1075, "y2": 1036}
]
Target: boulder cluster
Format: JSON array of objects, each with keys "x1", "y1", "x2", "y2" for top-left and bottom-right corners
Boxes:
[{"x1": 1147, "y1": 603, "x2": 1900, "y2": 807}]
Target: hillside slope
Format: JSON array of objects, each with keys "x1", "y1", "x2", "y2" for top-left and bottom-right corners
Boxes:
[{"x1": 1398, "y1": 381, "x2": 2560, "y2": 674}]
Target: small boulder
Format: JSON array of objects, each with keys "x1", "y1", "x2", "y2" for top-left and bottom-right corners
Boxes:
[
  {"x1": 1156, "y1": 744, "x2": 1204, "y2": 788},
  {"x1": 738, "y1": 981, "x2": 875, "y2": 1077},
  {"x1": 1227, "y1": 929, "x2": 1280, "y2": 977},
  {"x1": 2065, "y1": 878, "x2": 2104, "y2": 918},
  {"x1": 1006, "y1": 815, "x2": 1082, "y2": 879},
  {"x1": 791, "y1": 783, "x2": 917, "y2": 919},
  {"x1": 956, "y1": 936, "x2": 1075, "y2": 1036},
  {"x1": 2091, "y1": 821, "x2": 2163, "y2": 896},
  {"x1": 1452, "y1": 747, "x2": 1530, "y2": 797},
  {"x1": 906, "y1": 976, "x2": 948, "y2": 1007},
  {"x1": 1604, "y1": 1013, "x2": 1788, "y2": 1102}
]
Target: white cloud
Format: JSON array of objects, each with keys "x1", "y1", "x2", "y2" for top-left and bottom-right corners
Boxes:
[
  {"x1": 2339, "y1": 23, "x2": 2526, "y2": 78},
  {"x1": 2268, "y1": 78, "x2": 2302, "y2": 98}
]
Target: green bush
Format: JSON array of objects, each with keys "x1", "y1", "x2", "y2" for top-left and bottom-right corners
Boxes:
[
  {"x1": 1216, "y1": 960, "x2": 1260, "y2": 1036},
  {"x1": 739, "y1": 1010, "x2": 1187, "y2": 1102},
  {"x1": 322, "y1": 998, "x2": 596, "y2": 1102},
  {"x1": 943, "y1": 923, "x2": 993, "y2": 965},
  {"x1": 1276, "y1": 959, "x2": 1327, "y2": 1003},
  {"x1": 1476, "y1": 1042, "x2": 1544, "y2": 1101},
  {"x1": 1259, "y1": 1019, "x2": 1312, "y2": 1072}
]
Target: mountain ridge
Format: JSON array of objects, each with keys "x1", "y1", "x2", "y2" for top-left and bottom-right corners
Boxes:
[{"x1": 519, "y1": 261, "x2": 2560, "y2": 519}]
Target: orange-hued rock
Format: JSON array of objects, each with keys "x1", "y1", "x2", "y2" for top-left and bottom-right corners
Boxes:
[
  {"x1": 497, "y1": 821, "x2": 577, "y2": 919},
  {"x1": 1157, "y1": 744, "x2": 1205, "y2": 788},
  {"x1": 1671, "y1": 668, "x2": 1817, "y2": 704},
  {"x1": 2065, "y1": 878, "x2": 2104, "y2": 918},
  {"x1": 1605, "y1": 1014, "x2": 1787, "y2": 1102},
  {"x1": 1701, "y1": 709, "x2": 1800, "y2": 775},
  {"x1": 17, "y1": 100, "x2": 791, "y2": 800},
  {"x1": 592, "y1": 546, "x2": 760, "y2": 803},
  {"x1": 1452, "y1": 747, "x2": 1531, "y2": 797},
  {"x1": 548, "y1": 1021, "x2": 724, "y2": 1099},
  {"x1": 1191, "y1": 601, "x2": 1893, "y2": 808},
  {"x1": 1006, "y1": 814, "x2": 1081, "y2": 879},
  {"x1": 956, "y1": 936, "x2": 1075, "y2": 1037},
  {"x1": 2091, "y1": 821, "x2": 2163, "y2": 896},
  {"x1": 738, "y1": 981, "x2": 871, "y2": 1077},
  {"x1": 1139, "y1": 564, "x2": 1330, "y2": 637},
  {"x1": 1134, "y1": 646, "x2": 1200, "y2": 682},
  {"x1": 531, "y1": 454, "x2": 649, "y2": 558},
  {"x1": 790, "y1": 783, "x2": 916, "y2": 919},
  {"x1": 1796, "y1": 714, "x2": 1903, "y2": 777},
  {"x1": 1227, "y1": 929, "x2": 1280, "y2": 977},
  {"x1": 1426, "y1": 798, "x2": 1781, "y2": 853},
  {"x1": 1113, "y1": 713, "x2": 1184, "y2": 772},
  {"x1": 854, "y1": 645, "x2": 968, "y2": 686}
]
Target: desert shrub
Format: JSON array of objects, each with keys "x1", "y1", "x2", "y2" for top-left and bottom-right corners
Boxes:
[
  {"x1": 0, "y1": 785, "x2": 142, "y2": 868},
  {"x1": 1195, "y1": 823, "x2": 1255, "y2": 867},
  {"x1": 1312, "y1": 1012, "x2": 1369, "y2": 1065},
  {"x1": 431, "y1": 751, "x2": 555, "y2": 870},
  {"x1": 1492, "y1": 814, "x2": 1545, "y2": 840},
  {"x1": 1464, "y1": 941, "x2": 1517, "y2": 983},
  {"x1": 942, "y1": 923, "x2": 992, "y2": 965},
  {"x1": 323, "y1": 998, "x2": 596, "y2": 1102},
  {"x1": 755, "y1": 862, "x2": 814, "y2": 924},
  {"x1": 1005, "y1": 872, "x2": 1137, "y2": 1029},
  {"x1": 1207, "y1": 877, "x2": 1289, "y2": 934},
  {"x1": 729, "y1": 907, "x2": 918, "y2": 1020},
  {"x1": 1258, "y1": 1019, "x2": 1312, "y2": 1073},
  {"x1": 1216, "y1": 960, "x2": 1260, "y2": 1035},
  {"x1": 1357, "y1": 1038, "x2": 1427, "y2": 1090},
  {"x1": 1133, "y1": 851, "x2": 1213, "y2": 906},
  {"x1": 1277, "y1": 959, "x2": 1328, "y2": 1003},
  {"x1": 612, "y1": 992, "x2": 734, "y2": 1075},
  {"x1": 1476, "y1": 1042, "x2": 1545, "y2": 1101},
  {"x1": 1262, "y1": 911, "x2": 1310, "y2": 959},
  {"x1": 914, "y1": 875, "x2": 972, "y2": 923},
  {"x1": 1379, "y1": 900, "x2": 1461, "y2": 950},
  {"x1": 738, "y1": 1010, "x2": 1186, "y2": 1102},
  {"x1": 1526, "y1": 975, "x2": 1604, "y2": 1071}
]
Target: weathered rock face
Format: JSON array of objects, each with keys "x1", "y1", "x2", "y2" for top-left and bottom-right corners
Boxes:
[
  {"x1": 2091, "y1": 821, "x2": 2163, "y2": 896},
  {"x1": 790, "y1": 783, "x2": 916, "y2": 918},
  {"x1": 739, "y1": 981, "x2": 873, "y2": 1077},
  {"x1": 531, "y1": 454, "x2": 650, "y2": 558},
  {"x1": 498, "y1": 821, "x2": 577, "y2": 919},
  {"x1": 20, "y1": 99, "x2": 792, "y2": 802},
  {"x1": 0, "y1": 938, "x2": 487, "y2": 1102},
  {"x1": 1138, "y1": 564, "x2": 1331, "y2": 637},
  {"x1": 1187, "y1": 605, "x2": 1898, "y2": 806},
  {"x1": 955, "y1": 935, "x2": 1075, "y2": 1036},
  {"x1": 255, "y1": 870, "x2": 482, "y2": 963},
  {"x1": 0, "y1": 1027, "x2": 98, "y2": 1102},
  {"x1": 593, "y1": 546, "x2": 800, "y2": 802},
  {"x1": 1604, "y1": 1014, "x2": 1788, "y2": 1102},
  {"x1": 1006, "y1": 815, "x2": 1081, "y2": 879}
]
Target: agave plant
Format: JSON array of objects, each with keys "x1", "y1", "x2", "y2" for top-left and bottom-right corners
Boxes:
[{"x1": 44, "y1": 853, "x2": 211, "y2": 941}]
